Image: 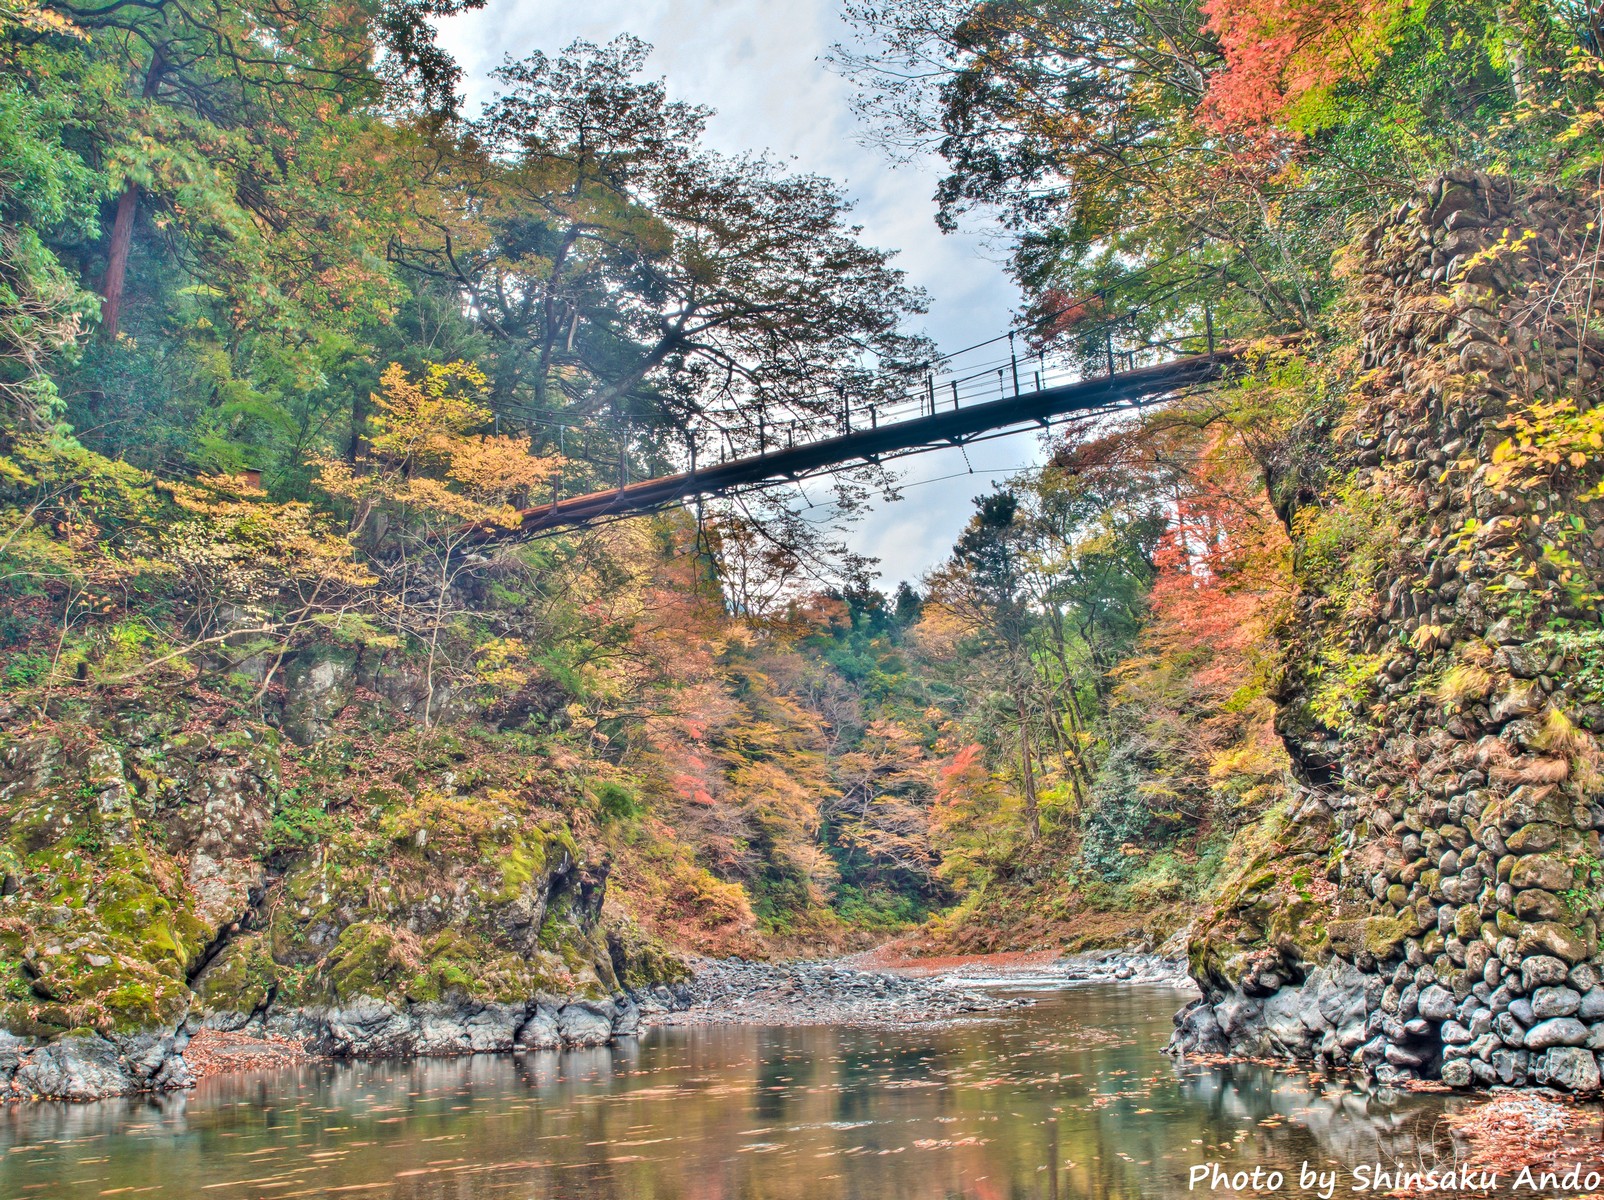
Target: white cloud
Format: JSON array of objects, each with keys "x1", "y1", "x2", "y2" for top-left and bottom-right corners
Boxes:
[{"x1": 435, "y1": 0, "x2": 1028, "y2": 585}]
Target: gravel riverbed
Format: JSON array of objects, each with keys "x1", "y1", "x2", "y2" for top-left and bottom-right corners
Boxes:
[
  {"x1": 651, "y1": 958, "x2": 1032, "y2": 1027},
  {"x1": 648, "y1": 948, "x2": 1191, "y2": 1029}
]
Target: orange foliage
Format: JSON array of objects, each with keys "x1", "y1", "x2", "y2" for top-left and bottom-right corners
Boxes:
[
  {"x1": 316, "y1": 362, "x2": 562, "y2": 529},
  {"x1": 1112, "y1": 426, "x2": 1293, "y2": 814},
  {"x1": 1199, "y1": 0, "x2": 1407, "y2": 132}
]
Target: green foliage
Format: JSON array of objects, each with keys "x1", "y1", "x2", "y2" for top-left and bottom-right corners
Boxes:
[
  {"x1": 1533, "y1": 628, "x2": 1604, "y2": 704},
  {"x1": 590, "y1": 778, "x2": 642, "y2": 824},
  {"x1": 831, "y1": 883, "x2": 926, "y2": 930},
  {"x1": 1081, "y1": 743, "x2": 1178, "y2": 881},
  {"x1": 1293, "y1": 472, "x2": 1412, "y2": 732},
  {"x1": 265, "y1": 791, "x2": 340, "y2": 856}
]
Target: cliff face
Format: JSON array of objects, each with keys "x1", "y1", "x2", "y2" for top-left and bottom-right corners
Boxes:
[
  {"x1": 0, "y1": 653, "x2": 687, "y2": 1102},
  {"x1": 1175, "y1": 171, "x2": 1604, "y2": 1092}
]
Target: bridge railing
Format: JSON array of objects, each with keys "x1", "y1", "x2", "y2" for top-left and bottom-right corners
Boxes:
[
  {"x1": 679, "y1": 304, "x2": 1223, "y2": 473},
  {"x1": 507, "y1": 303, "x2": 1229, "y2": 512}
]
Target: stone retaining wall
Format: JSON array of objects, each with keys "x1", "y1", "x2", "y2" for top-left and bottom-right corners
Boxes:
[{"x1": 1175, "y1": 170, "x2": 1604, "y2": 1093}]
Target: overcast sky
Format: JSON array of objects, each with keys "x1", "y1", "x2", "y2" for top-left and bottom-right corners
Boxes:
[{"x1": 436, "y1": 0, "x2": 1048, "y2": 587}]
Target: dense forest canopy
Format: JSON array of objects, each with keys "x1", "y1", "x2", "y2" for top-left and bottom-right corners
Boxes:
[
  {"x1": 840, "y1": 0, "x2": 1604, "y2": 341},
  {"x1": 1, "y1": 0, "x2": 1603, "y2": 968}
]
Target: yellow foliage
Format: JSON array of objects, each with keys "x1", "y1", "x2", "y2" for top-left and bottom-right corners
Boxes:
[
  {"x1": 317, "y1": 362, "x2": 562, "y2": 530},
  {"x1": 1436, "y1": 662, "x2": 1495, "y2": 706},
  {"x1": 0, "y1": 0, "x2": 84, "y2": 38},
  {"x1": 1485, "y1": 397, "x2": 1604, "y2": 497},
  {"x1": 474, "y1": 637, "x2": 530, "y2": 688},
  {"x1": 163, "y1": 473, "x2": 374, "y2": 596}
]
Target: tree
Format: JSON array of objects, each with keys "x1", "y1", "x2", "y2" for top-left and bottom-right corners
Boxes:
[
  {"x1": 395, "y1": 38, "x2": 929, "y2": 554},
  {"x1": 839, "y1": 0, "x2": 1588, "y2": 341},
  {"x1": 839, "y1": 0, "x2": 1326, "y2": 332},
  {"x1": 315, "y1": 360, "x2": 562, "y2": 722},
  {"x1": 829, "y1": 718, "x2": 940, "y2": 889},
  {"x1": 0, "y1": 52, "x2": 99, "y2": 428},
  {"x1": 27, "y1": 0, "x2": 481, "y2": 341}
]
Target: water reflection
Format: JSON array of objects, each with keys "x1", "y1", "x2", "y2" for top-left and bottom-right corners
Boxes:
[{"x1": 0, "y1": 985, "x2": 1475, "y2": 1199}]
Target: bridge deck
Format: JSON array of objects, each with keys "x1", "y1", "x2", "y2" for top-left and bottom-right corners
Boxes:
[{"x1": 497, "y1": 346, "x2": 1241, "y2": 539}]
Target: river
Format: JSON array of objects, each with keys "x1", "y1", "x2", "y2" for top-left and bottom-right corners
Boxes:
[{"x1": 0, "y1": 982, "x2": 1471, "y2": 1199}]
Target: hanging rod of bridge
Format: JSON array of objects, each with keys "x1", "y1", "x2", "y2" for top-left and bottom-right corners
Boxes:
[{"x1": 488, "y1": 343, "x2": 1249, "y2": 541}]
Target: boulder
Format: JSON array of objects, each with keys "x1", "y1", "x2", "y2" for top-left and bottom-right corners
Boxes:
[
  {"x1": 556, "y1": 1000, "x2": 615, "y2": 1047},
  {"x1": 465, "y1": 1003, "x2": 524, "y2": 1053},
  {"x1": 1581, "y1": 988, "x2": 1604, "y2": 1022},
  {"x1": 1525, "y1": 1017, "x2": 1589, "y2": 1050},
  {"x1": 1417, "y1": 984, "x2": 1456, "y2": 1021},
  {"x1": 1522, "y1": 955, "x2": 1572, "y2": 991},
  {"x1": 1508, "y1": 856, "x2": 1576, "y2": 892},
  {"x1": 1170, "y1": 998, "x2": 1229, "y2": 1055},
  {"x1": 323, "y1": 999, "x2": 418, "y2": 1057},
  {"x1": 515, "y1": 1004, "x2": 561, "y2": 1051},
  {"x1": 1535, "y1": 1046, "x2": 1601, "y2": 1092},
  {"x1": 611, "y1": 995, "x2": 641, "y2": 1038},
  {"x1": 1514, "y1": 890, "x2": 1566, "y2": 922},
  {"x1": 108, "y1": 1030, "x2": 183, "y2": 1082},
  {"x1": 14, "y1": 1036, "x2": 137, "y2": 1101},
  {"x1": 1519, "y1": 922, "x2": 1590, "y2": 964},
  {"x1": 280, "y1": 647, "x2": 357, "y2": 746},
  {"x1": 1531, "y1": 986, "x2": 1583, "y2": 1019},
  {"x1": 414, "y1": 1004, "x2": 472, "y2": 1055},
  {"x1": 0, "y1": 1030, "x2": 21, "y2": 1087},
  {"x1": 1492, "y1": 1048, "x2": 1526, "y2": 1084},
  {"x1": 1506, "y1": 823, "x2": 1562, "y2": 854},
  {"x1": 1263, "y1": 985, "x2": 1321, "y2": 1054}
]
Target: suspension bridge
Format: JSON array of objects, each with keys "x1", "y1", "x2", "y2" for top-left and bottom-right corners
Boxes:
[{"x1": 491, "y1": 312, "x2": 1259, "y2": 540}]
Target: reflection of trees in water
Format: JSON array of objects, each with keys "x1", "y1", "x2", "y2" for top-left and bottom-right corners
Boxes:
[{"x1": 0, "y1": 993, "x2": 1471, "y2": 1200}]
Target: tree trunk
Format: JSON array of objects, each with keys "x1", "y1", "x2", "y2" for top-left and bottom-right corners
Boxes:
[
  {"x1": 98, "y1": 185, "x2": 139, "y2": 343},
  {"x1": 98, "y1": 52, "x2": 164, "y2": 343},
  {"x1": 1015, "y1": 691, "x2": 1040, "y2": 841}
]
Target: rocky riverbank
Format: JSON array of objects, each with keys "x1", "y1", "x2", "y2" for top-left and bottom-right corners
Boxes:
[
  {"x1": 928, "y1": 949, "x2": 1192, "y2": 989},
  {"x1": 650, "y1": 948, "x2": 1194, "y2": 1029},
  {"x1": 2, "y1": 953, "x2": 1060, "y2": 1101},
  {"x1": 653, "y1": 957, "x2": 1035, "y2": 1028},
  {"x1": 0, "y1": 985, "x2": 694, "y2": 1102}
]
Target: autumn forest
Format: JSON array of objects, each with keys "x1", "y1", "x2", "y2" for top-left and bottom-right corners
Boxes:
[{"x1": 3, "y1": 0, "x2": 1604, "y2": 1127}]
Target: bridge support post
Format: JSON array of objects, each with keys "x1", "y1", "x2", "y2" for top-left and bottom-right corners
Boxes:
[{"x1": 1009, "y1": 332, "x2": 1020, "y2": 397}]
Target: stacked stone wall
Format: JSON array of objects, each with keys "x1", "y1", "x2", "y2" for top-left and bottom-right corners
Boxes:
[{"x1": 1175, "y1": 170, "x2": 1604, "y2": 1093}]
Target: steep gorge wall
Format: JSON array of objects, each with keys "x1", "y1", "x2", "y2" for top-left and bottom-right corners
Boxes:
[{"x1": 1175, "y1": 171, "x2": 1604, "y2": 1092}]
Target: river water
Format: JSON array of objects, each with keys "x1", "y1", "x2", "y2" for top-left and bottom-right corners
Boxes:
[{"x1": 0, "y1": 983, "x2": 1472, "y2": 1199}]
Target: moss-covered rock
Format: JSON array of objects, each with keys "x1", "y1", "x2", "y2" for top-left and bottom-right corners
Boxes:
[{"x1": 0, "y1": 700, "x2": 682, "y2": 1057}]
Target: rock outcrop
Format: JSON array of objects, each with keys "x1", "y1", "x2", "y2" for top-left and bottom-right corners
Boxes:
[
  {"x1": 1174, "y1": 170, "x2": 1604, "y2": 1092},
  {"x1": 0, "y1": 677, "x2": 687, "y2": 1101}
]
